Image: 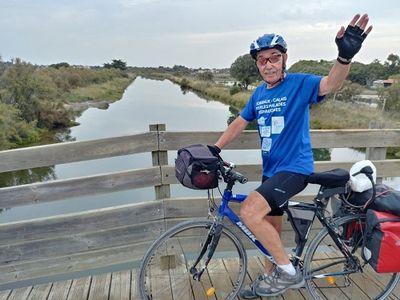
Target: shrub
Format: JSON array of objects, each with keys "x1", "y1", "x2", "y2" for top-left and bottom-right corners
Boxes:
[
  {"x1": 229, "y1": 85, "x2": 241, "y2": 95},
  {"x1": 181, "y1": 78, "x2": 190, "y2": 88}
]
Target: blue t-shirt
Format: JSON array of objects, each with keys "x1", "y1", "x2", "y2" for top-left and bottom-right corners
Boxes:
[{"x1": 240, "y1": 73, "x2": 324, "y2": 177}]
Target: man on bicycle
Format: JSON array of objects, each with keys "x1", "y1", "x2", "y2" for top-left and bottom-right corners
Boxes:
[{"x1": 209, "y1": 14, "x2": 372, "y2": 298}]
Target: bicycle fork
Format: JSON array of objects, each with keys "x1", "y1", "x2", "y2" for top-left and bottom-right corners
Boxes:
[{"x1": 189, "y1": 222, "x2": 223, "y2": 281}]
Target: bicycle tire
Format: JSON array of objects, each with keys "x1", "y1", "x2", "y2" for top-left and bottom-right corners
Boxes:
[
  {"x1": 138, "y1": 219, "x2": 247, "y2": 300},
  {"x1": 303, "y1": 214, "x2": 400, "y2": 300}
]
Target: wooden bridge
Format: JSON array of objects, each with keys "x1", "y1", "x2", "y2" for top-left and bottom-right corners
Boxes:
[
  {"x1": 0, "y1": 124, "x2": 400, "y2": 299},
  {"x1": 1, "y1": 256, "x2": 400, "y2": 299}
]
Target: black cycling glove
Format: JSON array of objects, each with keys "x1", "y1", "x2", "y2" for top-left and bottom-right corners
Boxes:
[{"x1": 335, "y1": 25, "x2": 368, "y2": 64}]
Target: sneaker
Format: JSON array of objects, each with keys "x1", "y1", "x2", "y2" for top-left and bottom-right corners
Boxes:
[
  {"x1": 254, "y1": 266, "x2": 305, "y2": 297},
  {"x1": 239, "y1": 274, "x2": 264, "y2": 299}
]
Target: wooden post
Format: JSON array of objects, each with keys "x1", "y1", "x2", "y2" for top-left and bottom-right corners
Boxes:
[
  {"x1": 150, "y1": 124, "x2": 171, "y2": 199},
  {"x1": 366, "y1": 121, "x2": 387, "y2": 184}
]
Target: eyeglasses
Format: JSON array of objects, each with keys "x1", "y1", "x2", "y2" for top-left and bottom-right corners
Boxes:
[{"x1": 256, "y1": 54, "x2": 282, "y2": 66}]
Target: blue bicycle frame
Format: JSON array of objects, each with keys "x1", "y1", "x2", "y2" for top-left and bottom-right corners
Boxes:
[{"x1": 218, "y1": 189, "x2": 274, "y2": 259}]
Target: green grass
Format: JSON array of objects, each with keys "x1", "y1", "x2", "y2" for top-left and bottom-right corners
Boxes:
[
  {"x1": 147, "y1": 73, "x2": 251, "y2": 109},
  {"x1": 310, "y1": 100, "x2": 400, "y2": 129},
  {"x1": 65, "y1": 75, "x2": 136, "y2": 103}
]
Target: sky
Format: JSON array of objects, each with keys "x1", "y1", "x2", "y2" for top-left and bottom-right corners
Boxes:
[{"x1": 1, "y1": 0, "x2": 399, "y2": 69}]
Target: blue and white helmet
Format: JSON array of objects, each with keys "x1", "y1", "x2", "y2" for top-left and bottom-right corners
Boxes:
[{"x1": 250, "y1": 34, "x2": 287, "y2": 59}]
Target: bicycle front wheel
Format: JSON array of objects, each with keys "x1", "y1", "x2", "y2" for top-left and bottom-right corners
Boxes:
[
  {"x1": 138, "y1": 219, "x2": 247, "y2": 300},
  {"x1": 304, "y1": 214, "x2": 400, "y2": 300}
]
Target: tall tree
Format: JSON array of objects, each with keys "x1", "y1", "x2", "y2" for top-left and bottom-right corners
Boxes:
[
  {"x1": 230, "y1": 54, "x2": 260, "y2": 90},
  {"x1": 385, "y1": 54, "x2": 400, "y2": 76},
  {"x1": 172, "y1": 65, "x2": 191, "y2": 76},
  {"x1": 104, "y1": 59, "x2": 127, "y2": 70}
]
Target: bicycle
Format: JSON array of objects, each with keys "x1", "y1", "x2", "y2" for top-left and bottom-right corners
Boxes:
[{"x1": 138, "y1": 160, "x2": 400, "y2": 299}]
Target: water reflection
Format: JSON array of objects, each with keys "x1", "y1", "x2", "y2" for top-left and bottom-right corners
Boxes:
[
  {"x1": 180, "y1": 85, "x2": 189, "y2": 95},
  {"x1": 4, "y1": 77, "x2": 396, "y2": 223},
  {"x1": 0, "y1": 167, "x2": 56, "y2": 188},
  {"x1": 313, "y1": 148, "x2": 331, "y2": 161},
  {"x1": 0, "y1": 78, "x2": 234, "y2": 222}
]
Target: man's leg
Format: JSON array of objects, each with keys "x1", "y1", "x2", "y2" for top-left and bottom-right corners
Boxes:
[
  {"x1": 262, "y1": 215, "x2": 283, "y2": 272},
  {"x1": 239, "y1": 214, "x2": 283, "y2": 299},
  {"x1": 239, "y1": 172, "x2": 308, "y2": 297},
  {"x1": 240, "y1": 191, "x2": 290, "y2": 265}
]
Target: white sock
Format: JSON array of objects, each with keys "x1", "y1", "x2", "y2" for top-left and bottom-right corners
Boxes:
[{"x1": 277, "y1": 263, "x2": 296, "y2": 276}]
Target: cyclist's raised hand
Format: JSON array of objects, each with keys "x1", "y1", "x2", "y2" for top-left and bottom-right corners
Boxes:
[{"x1": 335, "y1": 14, "x2": 373, "y2": 64}]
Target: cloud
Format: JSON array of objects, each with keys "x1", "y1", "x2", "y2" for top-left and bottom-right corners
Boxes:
[
  {"x1": 118, "y1": 0, "x2": 160, "y2": 7},
  {"x1": 1, "y1": 0, "x2": 399, "y2": 68}
]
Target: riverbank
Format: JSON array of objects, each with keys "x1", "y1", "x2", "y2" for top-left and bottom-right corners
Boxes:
[
  {"x1": 138, "y1": 71, "x2": 400, "y2": 157},
  {"x1": 140, "y1": 71, "x2": 400, "y2": 129},
  {"x1": 142, "y1": 72, "x2": 251, "y2": 110},
  {"x1": 64, "y1": 74, "x2": 137, "y2": 114},
  {"x1": 30, "y1": 74, "x2": 137, "y2": 147},
  {"x1": 0, "y1": 60, "x2": 137, "y2": 151}
]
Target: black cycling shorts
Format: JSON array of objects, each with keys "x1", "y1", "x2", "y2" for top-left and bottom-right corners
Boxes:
[{"x1": 257, "y1": 172, "x2": 309, "y2": 216}]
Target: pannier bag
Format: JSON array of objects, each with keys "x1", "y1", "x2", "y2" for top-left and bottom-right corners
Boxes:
[
  {"x1": 363, "y1": 209, "x2": 400, "y2": 273},
  {"x1": 342, "y1": 219, "x2": 365, "y2": 248},
  {"x1": 175, "y1": 144, "x2": 220, "y2": 190},
  {"x1": 348, "y1": 184, "x2": 400, "y2": 215}
]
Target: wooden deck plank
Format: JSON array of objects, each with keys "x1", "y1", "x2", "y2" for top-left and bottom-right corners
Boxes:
[
  {"x1": 240, "y1": 258, "x2": 261, "y2": 300},
  {"x1": 0, "y1": 289, "x2": 11, "y2": 300},
  {"x1": 169, "y1": 255, "x2": 197, "y2": 300},
  {"x1": 207, "y1": 258, "x2": 233, "y2": 299},
  {"x1": 324, "y1": 248, "x2": 399, "y2": 300},
  {"x1": 242, "y1": 256, "x2": 263, "y2": 300},
  {"x1": 2, "y1": 255, "x2": 400, "y2": 300},
  {"x1": 352, "y1": 257, "x2": 400, "y2": 300},
  {"x1": 181, "y1": 257, "x2": 216, "y2": 300},
  {"x1": 109, "y1": 270, "x2": 131, "y2": 300},
  {"x1": 309, "y1": 250, "x2": 349, "y2": 300},
  {"x1": 7, "y1": 286, "x2": 32, "y2": 300},
  {"x1": 223, "y1": 257, "x2": 244, "y2": 300},
  {"x1": 67, "y1": 276, "x2": 91, "y2": 300},
  {"x1": 185, "y1": 260, "x2": 209, "y2": 300},
  {"x1": 131, "y1": 270, "x2": 139, "y2": 300},
  {"x1": 47, "y1": 280, "x2": 72, "y2": 300},
  {"x1": 149, "y1": 264, "x2": 174, "y2": 300},
  {"x1": 27, "y1": 284, "x2": 52, "y2": 300},
  {"x1": 322, "y1": 248, "x2": 369, "y2": 299},
  {"x1": 88, "y1": 273, "x2": 111, "y2": 300}
]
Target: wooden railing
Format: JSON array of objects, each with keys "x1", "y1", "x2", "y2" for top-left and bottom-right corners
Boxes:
[{"x1": 0, "y1": 124, "x2": 400, "y2": 286}]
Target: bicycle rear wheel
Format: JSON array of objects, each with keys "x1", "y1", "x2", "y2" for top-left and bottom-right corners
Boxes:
[
  {"x1": 138, "y1": 219, "x2": 247, "y2": 300},
  {"x1": 304, "y1": 214, "x2": 400, "y2": 300}
]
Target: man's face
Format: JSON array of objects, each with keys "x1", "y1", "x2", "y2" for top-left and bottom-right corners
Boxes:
[{"x1": 255, "y1": 48, "x2": 286, "y2": 84}]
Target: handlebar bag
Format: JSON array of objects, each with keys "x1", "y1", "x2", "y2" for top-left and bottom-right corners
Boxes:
[
  {"x1": 363, "y1": 209, "x2": 400, "y2": 273},
  {"x1": 175, "y1": 144, "x2": 220, "y2": 190}
]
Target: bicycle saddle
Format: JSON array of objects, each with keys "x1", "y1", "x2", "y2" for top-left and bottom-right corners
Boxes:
[{"x1": 307, "y1": 168, "x2": 350, "y2": 188}]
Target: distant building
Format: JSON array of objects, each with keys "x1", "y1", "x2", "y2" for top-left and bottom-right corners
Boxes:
[{"x1": 372, "y1": 79, "x2": 397, "y2": 88}]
